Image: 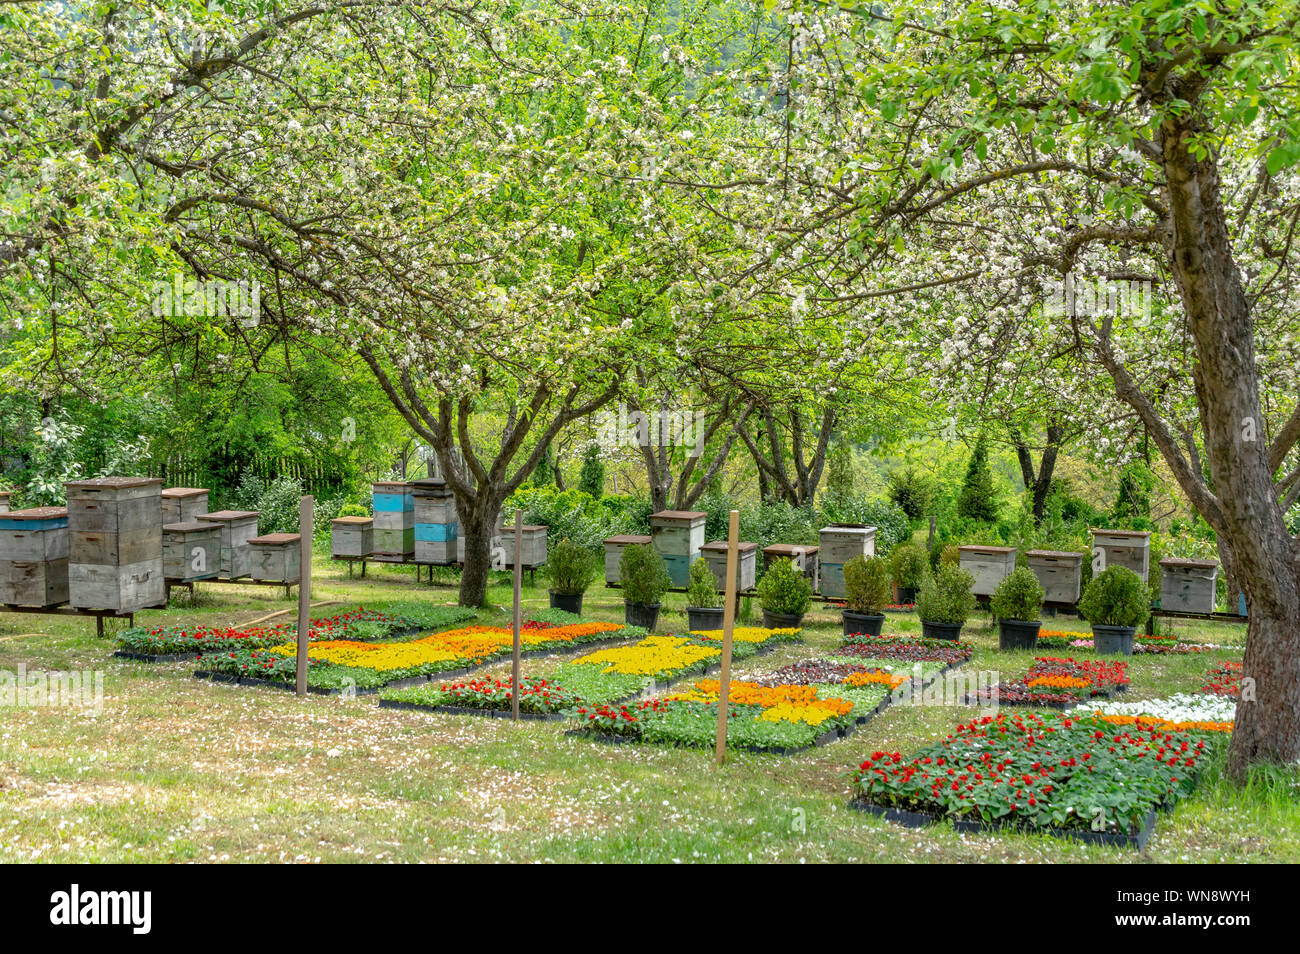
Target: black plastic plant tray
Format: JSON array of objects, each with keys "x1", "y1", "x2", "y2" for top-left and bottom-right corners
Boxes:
[
  {"x1": 377, "y1": 699, "x2": 567, "y2": 721},
  {"x1": 850, "y1": 797, "x2": 1159, "y2": 850},
  {"x1": 193, "y1": 670, "x2": 379, "y2": 696}
]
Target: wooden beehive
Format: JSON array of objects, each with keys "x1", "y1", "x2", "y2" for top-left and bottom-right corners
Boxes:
[
  {"x1": 1092, "y1": 529, "x2": 1152, "y2": 583},
  {"x1": 0, "y1": 491, "x2": 10, "y2": 514},
  {"x1": 958, "y1": 545, "x2": 1018, "y2": 597},
  {"x1": 199, "y1": 510, "x2": 261, "y2": 579},
  {"x1": 650, "y1": 510, "x2": 707, "y2": 587},
  {"x1": 372, "y1": 481, "x2": 414, "y2": 561},
  {"x1": 249, "y1": 533, "x2": 302, "y2": 583},
  {"x1": 604, "y1": 534, "x2": 652, "y2": 584},
  {"x1": 331, "y1": 516, "x2": 373, "y2": 559},
  {"x1": 0, "y1": 507, "x2": 69, "y2": 607},
  {"x1": 66, "y1": 477, "x2": 164, "y2": 612},
  {"x1": 499, "y1": 524, "x2": 548, "y2": 569},
  {"x1": 818, "y1": 525, "x2": 876, "y2": 598},
  {"x1": 162, "y1": 521, "x2": 222, "y2": 582},
  {"x1": 412, "y1": 478, "x2": 458, "y2": 564},
  {"x1": 161, "y1": 487, "x2": 210, "y2": 524},
  {"x1": 1026, "y1": 550, "x2": 1084, "y2": 604},
  {"x1": 762, "y1": 543, "x2": 820, "y2": 593},
  {"x1": 700, "y1": 540, "x2": 758, "y2": 592},
  {"x1": 1160, "y1": 558, "x2": 1219, "y2": 614}
]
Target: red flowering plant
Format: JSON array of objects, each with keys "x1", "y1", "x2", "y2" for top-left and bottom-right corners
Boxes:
[
  {"x1": 976, "y1": 657, "x2": 1129, "y2": 707},
  {"x1": 852, "y1": 712, "x2": 1216, "y2": 834},
  {"x1": 1199, "y1": 661, "x2": 1243, "y2": 697},
  {"x1": 577, "y1": 702, "x2": 653, "y2": 736},
  {"x1": 118, "y1": 623, "x2": 295, "y2": 656},
  {"x1": 386, "y1": 676, "x2": 583, "y2": 713}
]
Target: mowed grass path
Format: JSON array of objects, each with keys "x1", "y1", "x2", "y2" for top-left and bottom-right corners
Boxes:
[{"x1": 1, "y1": 555, "x2": 1295, "y2": 863}]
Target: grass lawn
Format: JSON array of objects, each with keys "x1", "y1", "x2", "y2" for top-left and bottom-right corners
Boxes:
[{"x1": 1, "y1": 555, "x2": 1295, "y2": 863}]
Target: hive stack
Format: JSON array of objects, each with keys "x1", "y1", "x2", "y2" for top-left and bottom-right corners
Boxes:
[
  {"x1": 331, "y1": 516, "x2": 373, "y2": 560},
  {"x1": 162, "y1": 521, "x2": 222, "y2": 582},
  {"x1": 1025, "y1": 550, "x2": 1083, "y2": 604},
  {"x1": 762, "y1": 543, "x2": 820, "y2": 594},
  {"x1": 499, "y1": 523, "x2": 548, "y2": 569},
  {"x1": 199, "y1": 510, "x2": 261, "y2": 579},
  {"x1": 161, "y1": 487, "x2": 210, "y2": 525},
  {"x1": 0, "y1": 507, "x2": 70, "y2": 607},
  {"x1": 700, "y1": 540, "x2": 758, "y2": 592},
  {"x1": 1091, "y1": 529, "x2": 1152, "y2": 583},
  {"x1": 818, "y1": 525, "x2": 876, "y2": 599},
  {"x1": 249, "y1": 533, "x2": 302, "y2": 583},
  {"x1": 0, "y1": 491, "x2": 11, "y2": 513},
  {"x1": 1159, "y1": 558, "x2": 1219, "y2": 613},
  {"x1": 958, "y1": 545, "x2": 1018, "y2": 597},
  {"x1": 603, "y1": 534, "x2": 652, "y2": 585},
  {"x1": 650, "y1": 511, "x2": 707, "y2": 587},
  {"x1": 372, "y1": 481, "x2": 414, "y2": 562},
  {"x1": 66, "y1": 477, "x2": 165, "y2": 612},
  {"x1": 411, "y1": 478, "x2": 457, "y2": 564}
]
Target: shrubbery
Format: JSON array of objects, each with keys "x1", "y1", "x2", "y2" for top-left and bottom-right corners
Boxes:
[
  {"x1": 990, "y1": 566, "x2": 1045, "y2": 622},
  {"x1": 916, "y1": 564, "x2": 977, "y2": 624},
  {"x1": 843, "y1": 555, "x2": 891, "y2": 616}
]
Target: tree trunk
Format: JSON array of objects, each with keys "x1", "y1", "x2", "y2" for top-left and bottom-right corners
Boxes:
[
  {"x1": 1159, "y1": 112, "x2": 1300, "y2": 777},
  {"x1": 1013, "y1": 424, "x2": 1064, "y2": 524},
  {"x1": 455, "y1": 494, "x2": 502, "y2": 608}
]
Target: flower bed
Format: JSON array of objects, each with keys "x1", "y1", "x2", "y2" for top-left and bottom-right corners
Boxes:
[
  {"x1": 1199, "y1": 660, "x2": 1243, "y2": 697},
  {"x1": 571, "y1": 643, "x2": 952, "y2": 753},
  {"x1": 974, "y1": 657, "x2": 1129, "y2": 708},
  {"x1": 851, "y1": 711, "x2": 1220, "y2": 846},
  {"x1": 117, "y1": 605, "x2": 477, "y2": 658},
  {"x1": 835, "y1": 634, "x2": 974, "y2": 667},
  {"x1": 197, "y1": 620, "x2": 634, "y2": 691},
  {"x1": 377, "y1": 628, "x2": 804, "y2": 715},
  {"x1": 1035, "y1": 629, "x2": 1213, "y2": 655},
  {"x1": 575, "y1": 677, "x2": 860, "y2": 752},
  {"x1": 382, "y1": 676, "x2": 582, "y2": 716},
  {"x1": 689, "y1": 626, "x2": 801, "y2": 659},
  {"x1": 1090, "y1": 693, "x2": 1235, "y2": 733}
]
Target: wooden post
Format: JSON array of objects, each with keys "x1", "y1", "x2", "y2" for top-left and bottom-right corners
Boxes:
[
  {"x1": 295, "y1": 496, "x2": 313, "y2": 697},
  {"x1": 714, "y1": 509, "x2": 739, "y2": 766},
  {"x1": 511, "y1": 509, "x2": 523, "y2": 722}
]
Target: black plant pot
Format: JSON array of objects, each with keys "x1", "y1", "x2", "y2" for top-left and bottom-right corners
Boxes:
[
  {"x1": 762, "y1": 609, "x2": 805, "y2": 630},
  {"x1": 549, "y1": 590, "x2": 584, "y2": 615},
  {"x1": 842, "y1": 611, "x2": 886, "y2": 638},
  {"x1": 624, "y1": 601, "x2": 662, "y2": 631},
  {"x1": 687, "y1": 606, "x2": 726, "y2": 632},
  {"x1": 895, "y1": 586, "x2": 918, "y2": 605},
  {"x1": 1092, "y1": 623, "x2": 1136, "y2": 655},
  {"x1": 997, "y1": 618, "x2": 1042, "y2": 651},
  {"x1": 920, "y1": 619, "x2": 964, "y2": 641}
]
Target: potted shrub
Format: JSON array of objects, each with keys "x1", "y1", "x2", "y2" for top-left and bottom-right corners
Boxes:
[
  {"x1": 756, "y1": 557, "x2": 812, "y2": 629},
  {"x1": 543, "y1": 537, "x2": 597, "y2": 615},
  {"x1": 989, "y1": 566, "x2": 1045, "y2": 651},
  {"x1": 842, "y1": 555, "x2": 890, "y2": 637},
  {"x1": 915, "y1": 563, "x2": 976, "y2": 640},
  {"x1": 889, "y1": 541, "x2": 927, "y2": 604},
  {"x1": 1078, "y1": 565, "x2": 1150, "y2": 655},
  {"x1": 619, "y1": 543, "x2": 670, "y2": 631},
  {"x1": 685, "y1": 556, "x2": 725, "y2": 631}
]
